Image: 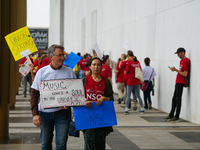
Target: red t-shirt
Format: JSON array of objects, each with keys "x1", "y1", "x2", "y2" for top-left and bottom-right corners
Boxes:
[
  {"x1": 176, "y1": 57, "x2": 190, "y2": 84},
  {"x1": 41, "y1": 57, "x2": 51, "y2": 67},
  {"x1": 100, "y1": 65, "x2": 112, "y2": 79},
  {"x1": 34, "y1": 59, "x2": 39, "y2": 67},
  {"x1": 19, "y1": 57, "x2": 34, "y2": 64},
  {"x1": 36, "y1": 64, "x2": 43, "y2": 73},
  {"x1": 79, "y1": 60, "x2": 88, "y2": 71},
  {"x1": 120, "y1": 60, "x2": 129, "y2": 83},
  {"x1": 86, "y1": 76, "x2": 106, "y2": 102},
  {"x1": 116, "y1": 61, "x2": 125, "y2": 83},
  {"x1": 125, "y1": 60, "x2": 141, "y2": 86}
]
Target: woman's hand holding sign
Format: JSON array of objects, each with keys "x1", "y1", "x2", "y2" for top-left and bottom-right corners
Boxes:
[
  {"x1": 85, "y1": 98, "x2": 91, "y2": 109},
  {"x1": 96, "y1": 96, "x2": 105, "y2": 106}
]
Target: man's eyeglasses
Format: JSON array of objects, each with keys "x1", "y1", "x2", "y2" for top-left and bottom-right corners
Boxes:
[{"x1": 54, "y1": 54, "x2": 66, "y2": 58}]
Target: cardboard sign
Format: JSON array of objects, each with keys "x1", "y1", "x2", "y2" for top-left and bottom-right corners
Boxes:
[
  {"x1": 123, "y1": 39, "x2": 129, "y2": 53},
  {"x1": 93, "y1": 42, "x2": 103, "y2": 59},
  {"x1": 5, "y1": 26, "x2": 38, "y2": 61},
  {"x1": 39, "y1": 79, "x2": 85, "y2": 108},
  {"x1": 64, "y1": 52, "x2": 81, "y2": 69},
  {"x1": 19, "y1": 60, "x2": 30, "y2": 76},
  {"x1": 73, "y1": 101, "x2": 117, "y2": 130}
]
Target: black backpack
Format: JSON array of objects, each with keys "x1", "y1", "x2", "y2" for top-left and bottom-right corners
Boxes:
[{"x1": 183, "y1": 73, "x2": 190, "y2": 88}]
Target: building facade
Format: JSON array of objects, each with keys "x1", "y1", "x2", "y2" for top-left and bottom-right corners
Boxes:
[{"x1": 49, "y1": 0, "x2": 200, "y2": 125}]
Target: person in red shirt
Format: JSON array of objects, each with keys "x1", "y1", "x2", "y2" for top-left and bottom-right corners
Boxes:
[
  {"x1": 82, "y1": 57, "x2": 114, "y2": 150},
  {"x1": 84, "y1": 60, "x2": 91, "y2": 77},
  {"x1": 115, "y1": 54, "x2": 127, "y2": 103},
  {"x1": 19, "y1": 55, "x2": 34, "y2": 97},
  {"x1": 124, "y1": 50, "x2": 144, "y2": 115},
  {"x1": 119, "y1": 55, "x2": 137, "y2": 109},
  {"x1": 101, "y1": 55, "x2": 112, "y2": 84},
  {"x1": 41, "y1": 56, "x2": 51, "y2": 67},
  {"x1": 163, "y1": 48, "x2": 190, "y2": 122},
  {"x1": 36, "y1": 54, "x2": 48, "y2": 73},
  {"x1": 78, "y1": 54, "x2": 88, "y2": 79}
]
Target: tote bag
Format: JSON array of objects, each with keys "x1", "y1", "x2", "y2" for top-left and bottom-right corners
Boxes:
[{"x1": 135, "y1": 67, "x2": 144, "y2": 82}]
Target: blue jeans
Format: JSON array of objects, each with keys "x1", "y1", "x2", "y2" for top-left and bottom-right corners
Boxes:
[
  {"x1": 39, "y1": 109, "x2": 71, "y2": 150},
  {"x1": 126, "y1": 85, "x2": 143, "y2": 108},
  {"x1": 124, "y1": 83, "x2": 137, "y2": 108},
  {"x1": 78, "y1": 70, "x2": 84, "y2": 79},
  {"x1": 143, "y1": 81, "x2": 153, "y2": 109}
]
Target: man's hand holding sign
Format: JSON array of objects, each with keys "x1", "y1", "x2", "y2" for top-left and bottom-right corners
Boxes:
[{"x1": 5, "y1": 26, "x2": 38, "y2": 97}]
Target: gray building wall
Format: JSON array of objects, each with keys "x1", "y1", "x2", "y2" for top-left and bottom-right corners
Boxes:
[{"x1": 49, "y1": 0, "x2": 200, "y2": 125}]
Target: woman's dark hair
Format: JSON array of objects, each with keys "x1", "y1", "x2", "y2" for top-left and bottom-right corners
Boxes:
[
  {"x1": 144, "y1": 57, "x2": 150, "y2": 66},
  {"x1": 102, "y1": 55, "x2": 109, "y2": 64},
  {"x1": 85, "y1": 59, "x2": 91, "y2": 67},
  {"x1": 39, "y1": 54, "x2": 48, "y2": 65},
  {"x1": 118, "y1": 58, "x2": 121, "y2": 62},
  {"x1": 83, "y1": 54, "x2": 87, "y2": 59},
  {"x1": 77, "y1": 52, "x2": 81, "y2": 56},
  {"x1": 127, "y1": 50, "x2": 137, "y2": 62},
  {"x1": 89, "y1": 57, "x2": 102, "y2": 66}
]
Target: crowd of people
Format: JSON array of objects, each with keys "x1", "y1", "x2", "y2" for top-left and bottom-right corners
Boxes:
[
  {"x1": 115, "y1": 50, "x2": 157, "y2": 115},
  {"x1": 18, "y1": 44, "x2": 190, "y2": 150}
]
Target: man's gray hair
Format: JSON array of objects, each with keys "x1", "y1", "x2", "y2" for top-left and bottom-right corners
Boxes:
[{"x1": 47, "y1": 44, "x2": 65, "y2": 58}]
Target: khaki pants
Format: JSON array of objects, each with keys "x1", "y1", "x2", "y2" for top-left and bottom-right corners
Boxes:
[{"x1": 117, "y1": 83, "x2": 126, "y2": 100}]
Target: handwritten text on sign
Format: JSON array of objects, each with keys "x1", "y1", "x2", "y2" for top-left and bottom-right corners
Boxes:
[
  {"x1": 19, "y1": 60, "x2": 30, "y2": 76},
  {"x1": 73, "y1": 101, "x2": 117, "y2": 130},
  {"x1": 39, "y1": 79, "x2": 85, "y2": 108},
  {"x1": 5, "y1": 26, "x2": 38, "y2": 61}
]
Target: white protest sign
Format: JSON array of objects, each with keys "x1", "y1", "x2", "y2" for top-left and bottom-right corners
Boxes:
[
  {"x1": 39, "y1": 79, "x2": 85, "y2": 109},
  {"x1": 19, "y1": 60, "x2": 30, "y2": 76},
  {"x1": 110, "y1": 60, "x2": 117, "y2": 70},
  {"x1": 93, "y1": 42, "x2": 103, "y2": 58},
  {"x1": 123, "y1": 39, "x2": 129, "y2": 53}
]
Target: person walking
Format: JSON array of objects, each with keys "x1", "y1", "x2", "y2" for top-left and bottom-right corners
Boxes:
[
  {"x1": 115, "y1": 53, "x2": 126, "y2": 103},
  {"x1": 142, "y1": 57, "x2": 157, "y2": 109},
  {"x1": 101, "y1": 55, "x2": 112, "y2": 84},
  {"x1": 78, "y1": 54, "x2": 88, "y2": 79},
  {"x1": 163, "y1": 47, "x2": 190, "y2": 122},
  {"x1": 124, "y1": 50, "x2": 144, "y2": 114},
  {"x1": 82, "y1": 57, "x2": 114, "y2": 150},
  {"x1": 19, "y1": 55, "x2": 34, "y2": 97},
  {"x1": 30, "y1": 44, "x2": 76, "y2": 150}
]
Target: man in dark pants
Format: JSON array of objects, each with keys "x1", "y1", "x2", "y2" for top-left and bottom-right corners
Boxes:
[{"x1": 163, "y1": 48, "x2": 190, "y2": 122}]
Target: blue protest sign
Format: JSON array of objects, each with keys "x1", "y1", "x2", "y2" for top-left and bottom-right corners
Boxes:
[
  {"x1": 64, "y1": 52, "x2": 81, "y2": 69},
  {"x1": 73, "y1": 101, "x2": 117, "y2": 130}
]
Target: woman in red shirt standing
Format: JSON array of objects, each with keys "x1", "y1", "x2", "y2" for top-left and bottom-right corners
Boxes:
[
  {"x1": 83, "y1": 57, "x2": 114, "y2": 150},
  {"x1": 124, "y1": 50, "x2": 144, "y2": 115},
  {"x1": 101, "y1": 55, "x2": 112, "y2": 84}
]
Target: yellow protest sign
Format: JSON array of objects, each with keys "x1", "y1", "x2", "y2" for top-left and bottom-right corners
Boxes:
[{"x1": 5, "y1": 26, "x2": 38, "y2": 61}]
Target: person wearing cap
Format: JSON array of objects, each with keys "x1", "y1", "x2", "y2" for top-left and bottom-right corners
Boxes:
[{"x1": 163, "y1": 47, "x2": 190, "y2": 122}]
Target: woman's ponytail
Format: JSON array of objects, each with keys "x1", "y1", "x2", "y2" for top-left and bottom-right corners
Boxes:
[{"x1": 134, "y1": 56, "x2": 137, "y2": 62}]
